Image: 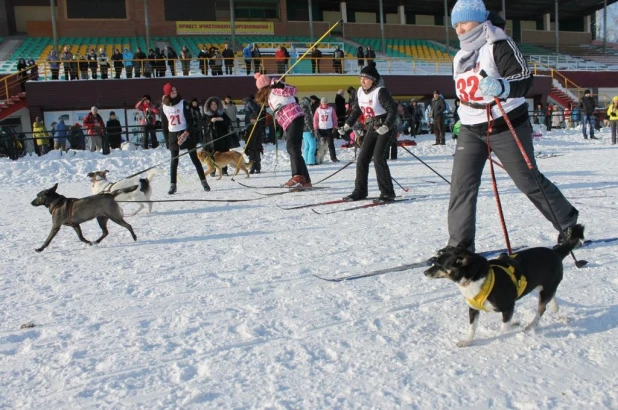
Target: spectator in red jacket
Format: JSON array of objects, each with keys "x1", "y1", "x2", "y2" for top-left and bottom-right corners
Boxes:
[
  {"x1": 135, "y1": 94, "x2": 161, "y2": 149},
  {"x1": 275, "y1": 46, "x2": 286, "y2": 74},
  {"x1": 82, "y1": 106, "x2": 105, "y2": 152}
]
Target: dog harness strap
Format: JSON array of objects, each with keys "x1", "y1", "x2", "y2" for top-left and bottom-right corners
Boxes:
[
  {"x1": 493, "y1": 260, "x2": 527, "y2": 298},
  {"x1": 466, "y1": 270, "x2": 495, "y2": 312},
  {"x1": 67, "y1": 200, "x2": 74, "y2": 225}
]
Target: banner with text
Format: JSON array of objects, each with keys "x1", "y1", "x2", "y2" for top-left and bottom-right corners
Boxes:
[{"x1": 176, "y1": 21, "x2": 274, "y2": 35}]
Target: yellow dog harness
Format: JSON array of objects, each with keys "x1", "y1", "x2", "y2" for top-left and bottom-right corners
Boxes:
[{"x1": 466, "y1": 255, "x2": 528, "y2": 311}]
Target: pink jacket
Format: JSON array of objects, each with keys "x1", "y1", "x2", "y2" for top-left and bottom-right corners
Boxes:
[{"x1": 268, "y1": 83, "x2": 303, "y2": 130}]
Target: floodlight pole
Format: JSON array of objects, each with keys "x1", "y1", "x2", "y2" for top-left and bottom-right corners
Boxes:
[
  {"x1": 444, "y1": 0, "x2": 449, "y2": 55},
  {"x1": 603, "y1": 0, "x2": 608, "y2": 55},
  {"x1": 144, "y1": 0, "x2": 151, "y2": 49},
  {"x1": 554, "y1": 0, "x2": 559, "y2": 56},
  {"x1": 502, "y1": 0, "x2": 506, "y2": 20},
  {"x1": 308, "y1": 0, "x2": 314, "y2": 43},
  {"x1": 50, "y1": 0, "x2": 58, "y2": 53},
  {"x1": 230, "y1": 0, "x2": 236, "y2": 51},
  {"x1": 379, "y1": 0, "x2": 386, "y2": 54}
]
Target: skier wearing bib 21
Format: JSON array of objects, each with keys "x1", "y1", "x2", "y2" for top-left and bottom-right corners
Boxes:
[
  {"x1": 444, "y1": 0, "x2": 581, "y2": 252},
  {"x1": 340, "y1": 65, "x2": 398, "y2": 204}
]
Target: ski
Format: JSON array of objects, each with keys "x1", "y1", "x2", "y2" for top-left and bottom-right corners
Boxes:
[
  {"x1": 277, "y1": 197, "x2": 378, "y2": 210},
  {"x1": 237, "y1": 181, "x2": 329, "y2": 190},
  {"x1": 117, "y1": 197, "x2": 264, "y2": 204},
  {"x1": 311, "y1": 196, "x2": 427, "y2": 215},
  {"x1": 313, "y1": 237, "x2": 618, "y2": 282},
  {"x1": 256, "y1": 186, "x2": 330, "y2": 196}
]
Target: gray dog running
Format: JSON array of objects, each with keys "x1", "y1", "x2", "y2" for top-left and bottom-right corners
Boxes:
[{"x1": 31, "y1": 183, "x2": 138, "y2": 252}]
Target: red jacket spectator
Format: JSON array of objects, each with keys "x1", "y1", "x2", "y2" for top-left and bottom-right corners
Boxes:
[
  {"x1": 82, "y1": 107, "x2": 104, "y2": 136},
  {"x1": 135, "y1": 94, "x2": 160, "y2": 126}
]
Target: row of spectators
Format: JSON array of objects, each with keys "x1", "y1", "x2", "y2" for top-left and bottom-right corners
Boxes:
[{"x1": 15, "y1": 43, "x2": 356, "y2": 82}]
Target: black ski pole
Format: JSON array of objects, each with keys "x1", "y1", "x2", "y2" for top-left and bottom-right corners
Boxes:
[{"x1": 400, "y1": 145, "x2": 451, "y2": 185}]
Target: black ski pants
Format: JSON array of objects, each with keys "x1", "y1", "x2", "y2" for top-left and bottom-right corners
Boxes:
[{"x1": 352, "y1": 128, "x2": 395, "y2": 198}]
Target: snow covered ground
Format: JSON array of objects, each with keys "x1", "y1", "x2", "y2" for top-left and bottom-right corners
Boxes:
[{"x1": 1, "y1": 127, "x2": 617, "y2": 409}]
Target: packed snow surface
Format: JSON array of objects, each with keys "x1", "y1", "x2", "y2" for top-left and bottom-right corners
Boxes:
[{"x1": 1, "y1": 128, "x2": 617, "y2": 409}]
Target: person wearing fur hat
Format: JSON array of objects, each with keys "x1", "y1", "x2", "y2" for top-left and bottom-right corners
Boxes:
[
  {"x1": 160, "y1": 83, "x2": 210, "y2": 194},
  {"x1": 443, "y1": 0, "x2": 580, "y2": 251},
  {"x1": 254, "y1": 72, "x2": 311, "y2": 188},
  {"x1": 339, "y1": 65, "x2": 398, "y2": 203},
  {"x1": 313, "y1": 97, "x2": 339, "y2": 162},
  {"x1": 203, "y1": 96, "x2": 233, "y2": 176}
]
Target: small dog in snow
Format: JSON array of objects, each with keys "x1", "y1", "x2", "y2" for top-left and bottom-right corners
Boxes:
[
  {"x1": 87, "y1": 169, "x2": 160, "y2": 215},
  {"x1": 424, "y1": 224, "x2": 584, "y2": 347},
  {"x1": 316, "y1": 136, "x2": 329, "y2": 165}
]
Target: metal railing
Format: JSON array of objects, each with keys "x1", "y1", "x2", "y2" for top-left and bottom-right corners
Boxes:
[{"x1": 6, "y1": 56, "x2": 456, "y2": 80}]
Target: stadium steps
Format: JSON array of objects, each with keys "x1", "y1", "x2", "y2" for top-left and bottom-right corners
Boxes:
[{"x1": 0, "y1": 92, "x2": 27, "y2": 121}]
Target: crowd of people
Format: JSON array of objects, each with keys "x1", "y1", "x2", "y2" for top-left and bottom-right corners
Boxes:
[{"x1": 11, "y1": 42, "x2": 357, "y2": 83}]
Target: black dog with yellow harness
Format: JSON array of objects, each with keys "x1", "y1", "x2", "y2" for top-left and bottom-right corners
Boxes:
[{"x1": 424, "y1": 224, "x2": 585, "y2": 347}]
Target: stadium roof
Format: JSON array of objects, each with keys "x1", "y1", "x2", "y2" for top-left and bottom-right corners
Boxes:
[{"x1": 314, "y1": 0, "x2": 618, "y2": 21}]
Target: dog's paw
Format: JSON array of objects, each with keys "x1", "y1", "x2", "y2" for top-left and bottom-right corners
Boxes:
[
  {"x1": 557, "y1": 316, "x2": 572, "y2": 324},
  {"x1": 456, "y1": 339, "x2": 472, "y2": 348}
]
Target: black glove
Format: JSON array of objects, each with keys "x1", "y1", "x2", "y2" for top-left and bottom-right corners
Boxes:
[{"x1": 271, "y1": 81, "x2": 285, "y2": 89}]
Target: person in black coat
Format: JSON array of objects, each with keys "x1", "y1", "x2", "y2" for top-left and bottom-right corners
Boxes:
[
  {"x1": 579, "y1": 89, "x2": 598, "y2": 139},
  {"x1": 154, "y1": 48, "x2": 166, "y2": 78},
  {"x1": 356, "y1": 46, "x2": 365, "y2": 72},
  {"x1": 16, "y1": 58, "x2": 28, "y2": 92},
  {"x1": 244, "y1": 114, "x2": 264, "y2": 174},
  {"x1": 106, "y1": 111, "x2": 123, "y2": 149},
  {"x1": 203, "y1": 96, "x2": 233, "y2": 176},
  {"x1": 111, "y1": 49, "x2": 123, "y2": 79},
  {"x1": 133, "y1": 47, "x2": 147, "y2": 78},
  {"x1": 165, "y1": 46, "x2": 178, "y2": 76},
  {"x1": 160, "y1": 83, "x2": 209, "y2": 194},
  {"x1": 188, "y1": 98, "x2": 203, "y2": 143},
  {"x1": 365, "y1": 46, "x2": 376, "y2": 67},
  {"x1": 197, "y1": 46, "x2": 210, "y2": 75},
  {"x1": 335, "y1": 89, "x2": 347, "y2": 128}
]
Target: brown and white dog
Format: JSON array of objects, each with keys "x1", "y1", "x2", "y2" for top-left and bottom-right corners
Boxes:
[
  {"x1": 197, "y1": 150, "x2": 253, "y2": 180},
  {"x1": 87, "y1": 169, "x2": 160, "y2": 215}
]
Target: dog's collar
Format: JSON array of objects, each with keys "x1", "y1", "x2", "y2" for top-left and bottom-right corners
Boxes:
[
  {"x1": 49, "y1": 198, "x2": 65, "y2": 215},
  {"x1": 49, "y1": 198, "x2": 75, "y2": 225},
  {"x1": 465, "y1": 257, "x2": 527, "y2": 311}
]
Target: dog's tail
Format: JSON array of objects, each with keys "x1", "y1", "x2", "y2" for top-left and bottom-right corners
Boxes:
[
  {"x1": 553, "y1": 224, "x2": 585, "y2": 258},
  {"x1": 111, "y1": 185, "x2": 139, "y2": 197},
  {"x1": 145, "y1": 168, "x2": 161, "y2": 182},
  {"x1": 246, "y1": 159, "x2": 254, "y2": 168},
  {"x1": 138, "y1": 168, "x2": 160, "y2": 193}
]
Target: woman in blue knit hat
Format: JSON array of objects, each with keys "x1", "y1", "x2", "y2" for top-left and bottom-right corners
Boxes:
[{"x1": 443, "y1": 0, "x2": 581, "y2": 251}]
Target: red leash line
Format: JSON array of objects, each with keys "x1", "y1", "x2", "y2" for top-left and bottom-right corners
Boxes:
[{"x1": 485, "y1": 105, "x2": 512, "y2": 255}]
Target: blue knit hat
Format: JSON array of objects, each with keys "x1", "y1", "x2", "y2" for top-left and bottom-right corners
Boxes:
[{"x1": 451, "y1": 0, "x2": 488, "y2": 28}]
